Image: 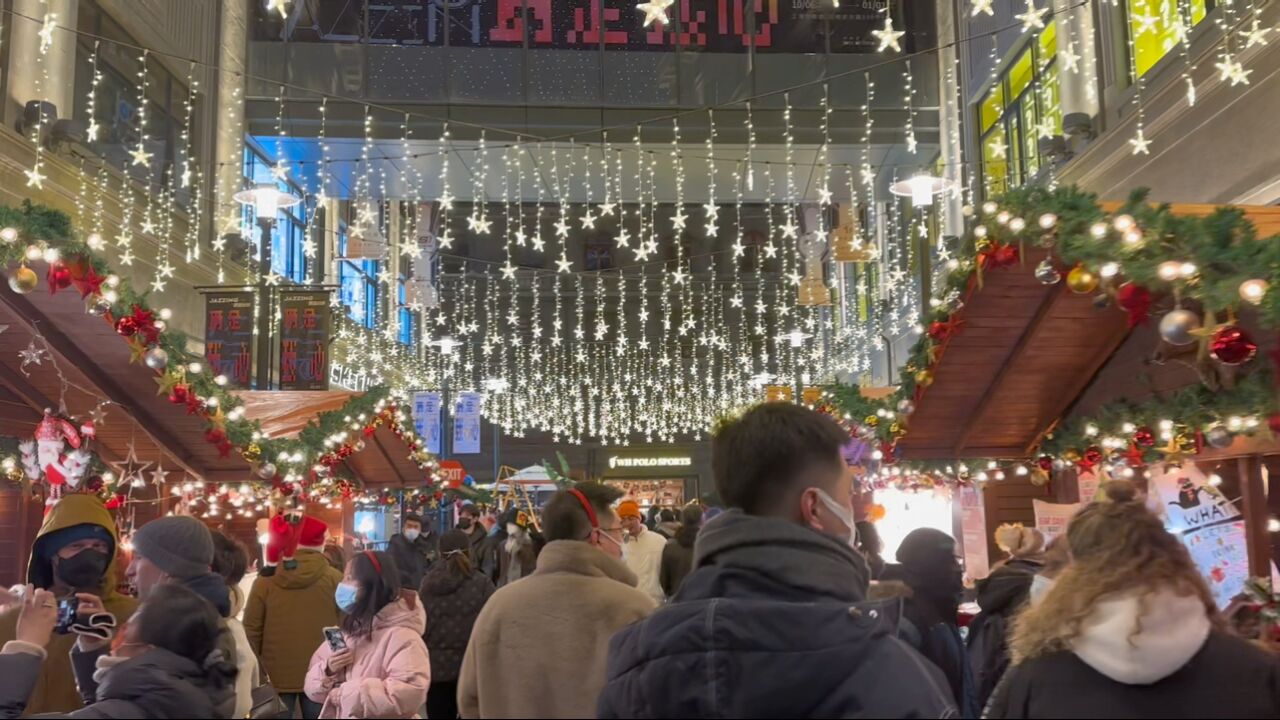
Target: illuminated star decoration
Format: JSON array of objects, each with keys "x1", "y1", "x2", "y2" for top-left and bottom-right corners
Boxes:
[
  {"x1": 1059, "y1": 43, "x2": 1080, "y2": 73},
  {"x1": 18, "y1": 342, "x2": 47, "y2": 375},
  {"x1": 112, "y1": 442, "x2": 152, "y2": 488},
  {"x1": 871, "y1": 15, "x2": 905, "y2": 53},
  {"x1": 970, "y1": 0, "x2": 994, "y2": 16},
  {"x1": 500, "y1": 262, "x2": 517, "y2": 280},
  {"x1": 636, "y1": 0, "x2": 674, "y2": 28},
  {"x1": 1129, "y1": 129, "x2": 1151, "y2": 155},
  {"x1": 989, "y1": 137, "x2": 1008, "y2": 159},
  {"x1": 24, "y1": 167, "x2": 45, "y2": 189},
  {"x1": 1131, "y1": 9, "x2": 1159, "y2": 36},
  {"x1": 86, "y1": 119, "x2": 99, "y2": 142},
  {"x1": 1245, "y1": 19, "x2": 1270, "y2": 48},
  {"x1": 149, "y1": 463, "x2": 169, "y2": 487},
  {"x1": 129, "y1": 144, "x2": 153, "y2": 167},
  {"x1": 38, "y1": 13, "x2": 56, "y2": 53},
  {"x1": 555, "y1": 257, "x2": 573, "y2": 273},
  {"x1": 1215, "y1": 56, "x2": 1251, "y2": 86},
  {"x1": 88, "y1": 405, "x2": 108, "y2": 427},
  {"x1": 1015, "y1": 0, "x2": 1049, "y2": 32},
  {"x1": 1036, "y1": 120, "x2": 1056, "y2": 139}
]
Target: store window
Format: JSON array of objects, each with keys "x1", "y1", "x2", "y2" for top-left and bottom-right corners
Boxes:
[
  {"x1": 242, "y1": 145, "x2": 309, "y2": 283},
  {"x1": 397, "y1": 278, "x2": 417, "y2": 345},
  {"x1": 978, "y1": 21, "x2": 1061, "y2": 196},
  {"x1": 337, "y1": 219, "x2": 380, "y2": 330},
  {"x1": 1128, "y1": 0, "x2": 1212, "y2": 78}
]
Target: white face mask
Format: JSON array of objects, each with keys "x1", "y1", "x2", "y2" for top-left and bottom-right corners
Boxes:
[
  {"x1": 506, "y1": 523, "x2": 521, "y2": 536},
  {"x1": 1029, "y1": 574, "x2": 1055, "y2": 605},
  {"x1": 815, "y1": 487, "x2": 858, "y2": 553},
  {"x1": 404, "y1": 528, "x2": 420, "y2": 541}
]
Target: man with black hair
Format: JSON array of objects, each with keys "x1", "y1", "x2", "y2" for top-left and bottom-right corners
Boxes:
[
  {"x1": 598, "y1": 402, "x2": 958, "y2": 719},
  {"x1": 388, "y1": 511, "x2": 439, "y2": 589},
  {"x1": 458, "y1": 482, "x2": 654, "y2": 719}
]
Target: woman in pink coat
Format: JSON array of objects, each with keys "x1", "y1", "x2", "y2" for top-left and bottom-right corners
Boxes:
[{"x1": 305, "y1": 551, "x2": 430, "y2": 718}]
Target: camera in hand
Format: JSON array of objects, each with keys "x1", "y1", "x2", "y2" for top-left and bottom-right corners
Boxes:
[{"x1": 55, "y1": 596, "x2": 79, "y2": 635}]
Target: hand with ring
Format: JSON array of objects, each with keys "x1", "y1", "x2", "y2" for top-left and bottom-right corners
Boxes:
[{"x1": 16, "y1": 588, "x2": 58, "y2": 648}]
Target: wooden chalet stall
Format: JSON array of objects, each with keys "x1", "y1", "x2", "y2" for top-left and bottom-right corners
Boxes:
[{"x1": 895, "y1": 200, "x2": 1280, "y2": 584}]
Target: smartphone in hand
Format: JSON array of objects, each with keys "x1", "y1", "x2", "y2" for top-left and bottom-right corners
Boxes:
[
  {"x1": 323, "y1": 626, "x2": 347, "y2": 652},
  {"x1": 55, "y1": 597, "x2": 79, "y2": 635}
]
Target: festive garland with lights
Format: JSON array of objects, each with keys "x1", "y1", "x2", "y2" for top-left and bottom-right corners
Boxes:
[
  {"x1": 827, "y1": 185, "x2": 1280, "y2": 488},
  {"x1": 0, "y1": 201, "x2": 444, "y2": 507}
]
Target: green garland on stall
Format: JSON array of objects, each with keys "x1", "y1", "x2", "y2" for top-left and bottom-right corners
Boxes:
[
  {"x1": 826, "y1": 184, "x2": 1280, "y2": 476},
  {"x1": 0, "y1": 201, "x2": 440, "y2": 494}
]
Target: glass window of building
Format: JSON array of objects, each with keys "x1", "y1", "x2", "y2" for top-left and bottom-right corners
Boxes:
[
  {"x1": 1128, "y1": 0, "x2": 1212, "y2": 78},
  {"x1": 336, "y1": 219, "x2": 381, "y2": 329},
  {"x1": 242, "y1": 145, "x2": 309, "y2": 283},
  {"x1": 977, "y1": 21, "x2": 1060, "y2": 196}
]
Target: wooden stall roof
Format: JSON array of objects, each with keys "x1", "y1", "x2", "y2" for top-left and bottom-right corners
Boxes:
[
  {"x1": 896, "y1": 245, "x2": 1131, "y2": 459},
  {"x1": 237, "y1": 391, "x2": 428, "y2": 489},
  {"x1": 898, "y1": 202, "x2": 1280, "y2": 461},
  {"x1": 0, "y1": 262, "x2": 253, "y2": 483}
]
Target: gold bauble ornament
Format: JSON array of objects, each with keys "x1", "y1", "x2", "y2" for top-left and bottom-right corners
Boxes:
[
  {"x1": 864, "y1": 415, "x2": 879, "y2": 427},
  {"x1": 242, "y1": 443, "x2": 262, "y2": 462},
  {"x1": 914, "y1": 369, "x2": 935, "y2": 387},
  {"x1": 8, "y1": 265, "x2": 38, "y2": 294},
  {"x1": 975, "y1": 238, "x2": 993, "y2": 254},
  {"x1": 889, "y1": 422, "x2": 904, "y2": 435},
  {"x1": 1066, "y1": 265, "x2": 1099, "y2": 294},
  {"x1": 1030, "y1": 469, "x2": 1050, "y2": 486},
  {"x1": 4, "y1": 466, "x2": 22, "y2": 483},
  {"x1": 1062, "y1": 448, "x2": 1082, "y2": 462}
]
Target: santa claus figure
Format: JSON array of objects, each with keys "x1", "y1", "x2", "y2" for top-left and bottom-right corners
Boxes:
[{"x1": 21, "y1": 409, "x2": 91, "y2": 507}]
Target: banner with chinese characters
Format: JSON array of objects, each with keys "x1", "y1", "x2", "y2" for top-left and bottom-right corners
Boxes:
[
  {"x1": 413, "y1": 391, "x2": 442, "y2": 455},
  {"x1": 278, "y1": 291, "x2": 331, "y2": 391},
  {"x1": 959, "y1": 485, "x2": 990, "y2": 581},
  {"x1": 204, "y1": 292, "x2": 254, "y2": 388},
  {"x1": 453, "y1": 391, "x2": 482, "y2": 455},
  {"x1": 1149, "y1": 463, "x2": 1248, "y2": 606},
  {"x1": 1032, "y1": 500, "x2": 1082, "y2": 544}
]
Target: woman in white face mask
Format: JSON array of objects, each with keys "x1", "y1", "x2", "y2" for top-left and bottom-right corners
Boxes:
[{"x1": 1027, "y1": 536, "x2": 1069, "y2": 606}]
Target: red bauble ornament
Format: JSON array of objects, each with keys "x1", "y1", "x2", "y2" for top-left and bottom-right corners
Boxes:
[
  {"x1": 204, "y1": 427, "x2": 226, "y2": 445},
  {"x1": 115, "y1": 316, "x2": 139, "y2": 337},
  {"x1": 1210, "y1": 325, "x2": 1258, "y2": 366},
  {"x1": 46, "y1": 263, "x2": 72, "y2": 294},
  {"x1": 1036, "y1": 455, "x2": 1054, "y2": 472},
  {"x1": 1133, "y1": 426, "x2": 1155, "y2": 447},
  {"x1": 1116, "y1": 283, "x2": 1152, "y2": 328},
  {"x1": 993, "y1": 243, "x2": 1019, "y2": 268},
  {"x1": 1269, "y1": 414, "x2": 1280, "y2": 434},
  {"x1": 363, "y1": 426, "x2": 376, "y2": 437},
  {"x1": 279, "y1": 482, "x2": 294, "y2": 497},
  {"x1": 1083, "y1": 446, "x2": 1103, "y2": 465},
  {"x1": 168, "y1": 383, "x2": 189, "y2": 404},
  {"x1": 216, "y1": 439, "x2": 233, "y2": 458}
]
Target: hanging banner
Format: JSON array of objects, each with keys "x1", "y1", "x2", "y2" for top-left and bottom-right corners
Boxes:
[
  {"x1": 204, "y1": 292, "x2": 254, "y2": 388},
  {"x1": 453, "y1": 391, "x2": 482, "y2": 455},
  {"x1": 959, "y1": 485, "x2": 990, "y2": 582},
  {"x1": 1032, "y1": 500, "x2": 1082, "y2": 544},
  {"x1": 278, "y1": 291, "x2": 331, "y2": 390},
  {"x1": 1149, "y1": 463, "x2": 1248, "y2": 606},
  {"x1": 413, "y1": 391, "x2": 442, "y2": 455},
  {"x1": 1077, "y1": 470, "x2": 1101, "y2": 503}
]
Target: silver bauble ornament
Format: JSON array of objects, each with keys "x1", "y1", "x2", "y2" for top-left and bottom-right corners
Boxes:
[
  {"x1": 143, "y1": 347, "x2": 169, "y2": 370},
  {"x1": 1206, "y1": 426, "x2": 1233, "y2": 449},
  {"x1": 897, "y1": 399, "x2": 916, "y2": 415},
  {"x1": 86, "y1": 296, "x2": 112, "y2": 316},
  {"x1": 1034, "y1": 259, "x2": 1061, "y2": 285},
  {"x1": 1158, "y1": 308, "x2": 1201, "y2": 346},
  {"x1": 857, "y1": 425, "x2": 877, "y2": 441},
  {"x1": 256, "y1": 462, "x2": 277, "y2": 480}
]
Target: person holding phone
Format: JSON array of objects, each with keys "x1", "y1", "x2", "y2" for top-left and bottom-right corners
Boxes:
[{"x1": 304, "y1": 551, "x2": 430, "y2": 718}]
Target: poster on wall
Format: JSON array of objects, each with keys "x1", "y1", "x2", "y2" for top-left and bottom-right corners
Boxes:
[
  {"x1": 453, "y1": 391, "x2": 482, "y2": 455},
  {"x1": 204, "y1": 292, "x2": 254, "y2": 388},
  {"x1": 1149, "y1": 463, "x2": 1248, "y2": 606},
  {"x1": 1077, "y1": 470, "x2": 1101, "y2": 503},
  {"x1": 278, "y1": 291, "x2": 331, "y2": 390},
  {"x1": 1032, "y1": 500, "x2": 1082, "y2": 544},
  {"x1": 412, "y1": 391, "x2": 442, "y2": 455},
  {"x1": 959, "y1": 485, "x2": 990, "y2": 582}
]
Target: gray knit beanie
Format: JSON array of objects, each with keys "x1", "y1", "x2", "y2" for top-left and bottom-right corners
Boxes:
[{"x1": 132, "y1": 516, "x2": 214, "y2": 579}]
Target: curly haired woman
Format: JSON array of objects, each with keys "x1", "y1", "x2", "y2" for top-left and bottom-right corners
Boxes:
[{"x1": 986, "y1": 481, "x2": 1280, "y2": 718}]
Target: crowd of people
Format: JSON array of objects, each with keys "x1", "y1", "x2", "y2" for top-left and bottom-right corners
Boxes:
[{"x1": 0, "y1": 402, "x2": 1277, "y2": 718}]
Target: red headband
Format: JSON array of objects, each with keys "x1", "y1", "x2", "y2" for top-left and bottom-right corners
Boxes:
[
  {"x1": 568, "y1": 488, "x2": 599, "y2": 529},
  {"x1": 364, "y1": 551, "x2": 382, "y2": 573}
]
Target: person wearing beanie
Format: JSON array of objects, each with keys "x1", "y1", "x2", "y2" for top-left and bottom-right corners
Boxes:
[
  {"x1": 968, "y1": 524, "x2": 1048, "y2": 709},
  {"x1": 617, "y1": 500, "x2": 666, "y2": 604},
  {"x1": 0, "y1": 494, "x2": 137, "y2": 715},
  {"x1": 244, "y1": 514, "x2": 342, "y2": 720}
]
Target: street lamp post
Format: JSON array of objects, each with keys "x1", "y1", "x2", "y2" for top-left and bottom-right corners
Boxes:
[{"x1": 234, "y1": 184, "x2": 301, "y2": 390}]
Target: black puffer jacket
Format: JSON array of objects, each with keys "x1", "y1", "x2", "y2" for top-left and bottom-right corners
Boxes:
[
  {"x1": 598, "y1": 510, "x2": 958, "y2": 718},
  {"x1": 0, "y1": 645, "x2": 233, "y2": 719},
  {"x1": 968, "y1": 560, "x2": 1041, "y2": 708},
  {"x1": 419, "y1": 564, "x2": 494, "y2": 682},
  {"x1": 658, "y1": 524, "x2": 697, "y2": 597}
]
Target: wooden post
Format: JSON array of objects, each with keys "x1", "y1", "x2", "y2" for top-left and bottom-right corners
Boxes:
[
  {"x1": 1261, "y1": 456, "x2": 1280, "y2": 575},
  {"x1": 1237, "y1": 456, "x2": 1272, "y2": 577}
]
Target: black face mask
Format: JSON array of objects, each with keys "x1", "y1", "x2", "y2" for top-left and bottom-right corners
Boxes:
[
  {"x1": 54, "y1": 549, "x2": 109, "y2": 590},
  {"x1": 457, "y1": 518, "x2": 473, "y2": 530}
]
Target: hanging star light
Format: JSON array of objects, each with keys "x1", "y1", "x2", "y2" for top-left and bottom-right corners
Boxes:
[
  {"x1": 871, "y1": 15, "x2": 905, "y2": 53},
  {"x1": 38, "y1": 13, "x2": 56, "y2": 53},
  {"x1": 1015, "y1": 0, "x2": 1049, "y2": 32},
  {"x1": 989, "y1": 137, "x2": 1008, "y2": 159},
  {"x1": 1129, "y1": 129, "x2": 1152, "y2": 155},
  {"x1": 1036, "y1": 120, "x2": 1057, "y2": 139},
  {"x1": 970, "y1": 0, "x2": 994, "y2": 16},
  {"x1": 1216, "y1": 56, "x2": 1241, "y2": 82},
  {"x1": 1059, "y1": 43, "x2": 1080, "y2": 72},
  {"x1": 112, "y1": 443, "x2": 152, "y2": 487},
  {"x1": 149, "y1": 462, "x2": 169, "y2": 487},
  {"x1": 555, "y1": 257, "x2": 573, "y2": 273},
  {"x1": 500, "y1": 262, "x2": 517, "y2": 280},
  {"x1": 129, "y1": 144, "x2": 153, "y2": 167},
  {"x1": 24, "y1": 167, "x2": 45, "y2": 189},
  {"x1": 1131, "y1": 9, "x2": 1160, "y2": 36},
  {"x1": 779, "y1": 219, "x2": 799, "y2": 239},
  {"x1": 18, "y1": 342, "x2": 46, "y2": 374},
  {"x1": 1245, "y1": 19, "x2": 1270, "y2": 48},
  {"x1": 636, "y1": 0, "x2": 674, "y2": 28}
]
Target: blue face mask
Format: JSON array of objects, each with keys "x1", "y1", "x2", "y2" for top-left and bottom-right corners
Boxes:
[{"x1": 334, "y1": 582, "x2": 359, "y2": 612}]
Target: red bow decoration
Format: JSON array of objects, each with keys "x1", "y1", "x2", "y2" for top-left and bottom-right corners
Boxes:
[
  {"x1": 1116, "y1": 283, "x2": 1152, "y2": 328},
  {"x1": 70, "y1": 265, "x2": 105, "y2": 299},
  {"x1": 978, "y1": 241, "x2": 1020, "y2": 270},
  {"x1": 130, "y1": 306, "x2": 161, "y2": 345},
  {"x1": 927, "y1": 316, "x2": 965, "y2": 343},
  {"x1": 1121, "y1": 442, "x2": 1146, "y2": 468}
]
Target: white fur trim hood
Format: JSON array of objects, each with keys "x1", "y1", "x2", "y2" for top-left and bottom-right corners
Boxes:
[{"x1": 1070, "y1": 587, "x2": 1211, "y2": 685}]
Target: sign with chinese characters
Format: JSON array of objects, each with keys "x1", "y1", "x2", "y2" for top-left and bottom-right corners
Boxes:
[
  {"x1": 959, "y1": 485, "x2": 990, "y2": 581},
  {"x1": 204, "y1": 292, "x2": 254, "y2": 388},
  {"x1": 412, "y1": 391, "x2": 442, "y2": 455},
  {"x1": 453, "y1": 391, "x2": 482, "y2": 455},
  {"x1": 1149, "y1": 463, "x2": 1248, "y2": 606},
  {"x1": 1032, "y1": 500, "x2": 1082, "y2": 544},
  {"x1": 278, "y1": 291, "x2": 331, "y2": 390}
]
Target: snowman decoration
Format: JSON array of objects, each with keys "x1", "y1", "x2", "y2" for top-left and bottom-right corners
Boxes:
[{"x1": 20, "y1": 409, "x2": 92, "y2": 508}]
